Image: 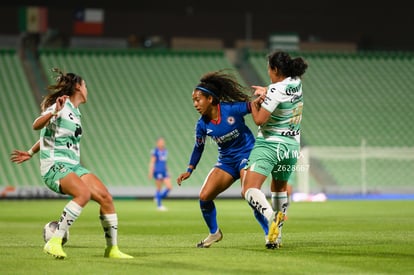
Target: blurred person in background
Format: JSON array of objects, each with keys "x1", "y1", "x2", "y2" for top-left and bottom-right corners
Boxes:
[{"x1": 148, "y1": 137, "x2": 172, "y2": 211}]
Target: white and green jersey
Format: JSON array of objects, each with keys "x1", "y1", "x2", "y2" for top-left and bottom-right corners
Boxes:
[
  {"x1": 39, "y1": 100, "x2": 83, "y2": 176},
  {"x1": 258, "y1": 77, "x2": 303, "y2": 145}
]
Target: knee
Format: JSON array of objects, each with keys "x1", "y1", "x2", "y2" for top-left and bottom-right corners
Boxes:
[
  {"x1": 199, "y1": 190, "x2": 211, "y2": 201},
  {"x1": 90, "y1": 187, "x2": 113, "y2": 206},
  {"x1": 100, "y1": 191, "x2": 113, "y2": 205},
  {"x1": 73, "y1": 188, "x2": 91, "y2": 206}
]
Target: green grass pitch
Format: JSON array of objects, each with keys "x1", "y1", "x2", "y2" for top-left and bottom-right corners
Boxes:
[{"x1": 0, "y1": 199, "x2": 413, "y2": 274}]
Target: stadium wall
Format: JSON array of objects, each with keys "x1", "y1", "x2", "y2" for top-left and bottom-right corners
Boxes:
[{"x1": 0, "y1": 1, "x2": 413, "y2": 51}]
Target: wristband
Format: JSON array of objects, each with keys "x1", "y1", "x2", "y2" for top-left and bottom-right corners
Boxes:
[
  {"x1": 186, "y1": 167, "x2": 193, "y2": 173},
  {"x1": 51, "y1": 109, "x2": 58, "y2": 116},
  {"x1": 28, "y1": 149, "x2": 34, "y2": 156}
]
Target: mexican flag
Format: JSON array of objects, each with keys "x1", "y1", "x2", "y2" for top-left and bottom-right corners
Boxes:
[{"x1": 18, "y1": 6, "x2": 48, "y2": 33}]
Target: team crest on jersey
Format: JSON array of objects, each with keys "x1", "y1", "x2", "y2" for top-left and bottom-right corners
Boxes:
[{"x1": 227, "y1": 116, "x2": 235, "y2": 125}]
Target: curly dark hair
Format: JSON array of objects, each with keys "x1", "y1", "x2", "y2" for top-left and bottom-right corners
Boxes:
[
  {"x1": 40, "y1": 68, "x2": 83, "y2": 111},
  {"x1": 268, "y1": 51, "x2": 308, "y2": 78},
  {"x1": 195, "y1": 70, "x2": 251, "y2": 105}
]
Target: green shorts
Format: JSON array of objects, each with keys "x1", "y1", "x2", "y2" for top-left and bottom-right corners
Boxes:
[
  {"x1": 43, "y1": 162, "x2": 90, "y2": 194},
  {"x1": 246, "y1": 138, "x2": 300, "y2": 181}
]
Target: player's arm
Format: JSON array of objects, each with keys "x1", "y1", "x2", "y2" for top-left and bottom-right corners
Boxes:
[
  {"x1": 176, "y1": 137, "x2": 205, "y2": 185},
  {"x1": 251, "y1": 100, "x2": 271, "y2": 125},
  {"x1": 251, "y1": 85, "x2": 274, "y2": 125},
  {"x1": 10, "y1": 140, "x2": 40, "y2": 164},
  {"x1": 251, "y1": 93, "x2": 270, "y2": 125},
  {"x1": 148, "y1": 154, "x2": 155, "y2": 179},
  {"x1": 33, "y1": 96, "x2": 67, "y2": 130}
]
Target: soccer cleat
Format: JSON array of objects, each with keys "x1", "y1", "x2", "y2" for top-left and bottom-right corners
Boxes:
[
  {"x1": 104, "y1": 245, "x2": 133, "y2": 259},
  {"x1": 157, "y1": 205, "x2": 168, "y2": 211},
  {"x1": 43, "y1": 236, "x2": 67, "y2": 259},
  {"x1": 265, "y1": 239, "x2": 279, "y2": 249},
  {"x1": 196, "y1": 229, "x2": 223, "y2": 248},
  {"x1": 266, "y1": 211, "x2": 284, "y2": 248},
  {"x1": 265, "y1": 237, "x2": 283, "y2": 249}
]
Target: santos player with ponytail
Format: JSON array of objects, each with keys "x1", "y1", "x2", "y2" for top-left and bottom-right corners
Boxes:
[
  {"x1": 11, "y1": 68, "x2": 133, "y2": 259},
  {"x1": 242, "y1": 51, "x2": 308, "y2": 249}
]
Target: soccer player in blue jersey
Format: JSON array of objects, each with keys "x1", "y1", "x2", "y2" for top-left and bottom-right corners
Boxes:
[
  {"x1": 148, "y1": 137, "x2": 172, "y2": 211},
  {"x1": 11, "y1": 68, "x2": 133, "y2": 259},
  {"x1": 242, "y1": 51, "x2": 308, "y2": 249},
  {"x1": 177, "y1": 70, "x2": 259, "y2": 248}
]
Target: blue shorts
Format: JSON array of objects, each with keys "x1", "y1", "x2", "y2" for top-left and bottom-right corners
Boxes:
[
  {"x1": 153, "y1": 171, "x2": 169, "y2": 180},
  {"x1": 43, "y1": 162, "x2": 90, "y2": 194},
  {"x1": 215, "y1": 157, "x2": 249, "y2": 180}
]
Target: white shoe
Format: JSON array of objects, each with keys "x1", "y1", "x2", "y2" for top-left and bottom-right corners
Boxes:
[
  {"x1": 157, "y1": 205, "x2": 168, "y2": 211},
  {"x1": 197, "y1": 229, "x2": 223, "y2": 248}
]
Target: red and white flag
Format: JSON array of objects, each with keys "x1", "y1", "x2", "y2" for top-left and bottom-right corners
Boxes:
[{"x1": 73, "y1": 8, "x2": 104, "y2": 36}]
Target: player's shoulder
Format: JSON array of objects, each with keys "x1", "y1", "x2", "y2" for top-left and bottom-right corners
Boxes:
[
  {"x1": 221, "y1": 101, "x2": 246, "y2": 106},
  {"x1": 221, "y1": 101, "x2": 248, "y2": 111}
]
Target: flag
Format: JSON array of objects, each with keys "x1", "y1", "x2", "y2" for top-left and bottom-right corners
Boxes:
[
  {"x1": 73, "y1": 8, "x2": 104, "y2": 36},
  {"x1": 18, "y1": 6, "x2": 48, "y2": 33}
]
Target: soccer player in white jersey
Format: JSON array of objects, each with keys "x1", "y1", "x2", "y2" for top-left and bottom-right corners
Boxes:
[
  {"x1": 11, "y1": 68, "x2": 133, "y2": 259},
  {"x1": 242, "y1": 51, "x2": 308, "y2": 249}
]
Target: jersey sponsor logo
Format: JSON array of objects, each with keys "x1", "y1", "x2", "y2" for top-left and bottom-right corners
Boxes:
[
  {"x1": 280, "y1": 129, "x2": 300, "y2": 136},
  {"x1": 227, "y1": 116, "x2": 235, "y2": 125},
  {"x1": 51, "y1": 163, "x2": 67, "y2": 173},
  {"x1": 211, "y1": 129, "x2": 240, "y2": 144},
  {"x1": 291, "y1": 94, "x2": 302, "y2": 103},
  {"x1": 286, "y1": 83, "x2": 301, "y2": 95}
]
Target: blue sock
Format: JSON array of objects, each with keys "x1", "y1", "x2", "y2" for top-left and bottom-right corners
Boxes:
[
  {"x1": 155, "y1": 190, "x2": 161, "y2": 207},
  {"x1": 199, "y1": 200, "x2": 218, "y2": 234},
  {"x1": 160, "y1": 188, "x2": 170, "y2": 199},
  {"x1": 253, "y1": 208, "x2": 269, "y2": 235}
]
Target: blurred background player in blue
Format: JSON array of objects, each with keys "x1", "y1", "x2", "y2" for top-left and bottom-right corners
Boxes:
[
  {"x1": 149, "y1": 137, "x2": 172, "y2": 211},
  {"x1": 177, "y1": 70, "x2": 257, "y2": 248}
]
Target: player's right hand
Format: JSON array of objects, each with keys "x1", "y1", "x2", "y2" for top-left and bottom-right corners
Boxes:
[
  {"x1": 176, "y1": 172, "x2": 191, "y2": 186},
  {"x1": 10, "y1": 150, "x2": 31, "y2": 164}
]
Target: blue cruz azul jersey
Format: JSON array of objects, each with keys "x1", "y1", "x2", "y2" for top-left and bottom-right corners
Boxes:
[
  {"x1": 152, "y1": 147, "x2": 168, "y2": 173},
  {"x1": 195, "y1": 102, "x2": 255, "y2": 163}
]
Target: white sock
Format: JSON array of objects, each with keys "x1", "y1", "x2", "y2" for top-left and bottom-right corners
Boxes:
[
  {"x1": 100, "y1": 213, "x2": 118, "y2": 247},
  {"x1": 55, "y1": 200, "x2": 83, "y2": 238},
  {"x1": 271, "y1": 191, "x2": 289, "y2": 241},
  {"x1": 271, "y1": 191, "x2": 289, "y2": 215},
  {"x1": 245, "y1": 188, "x2": 273, "y2": 222}
]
